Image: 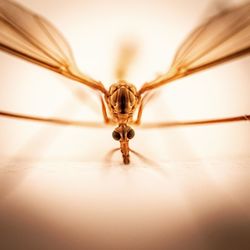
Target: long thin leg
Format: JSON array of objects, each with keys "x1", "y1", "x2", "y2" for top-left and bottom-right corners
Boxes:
[
  {"x1": 138, "y1": 115, "x2": 250, "y2": 129},
  {"x1": 0, "y1": 110, "x2": 107, "y2": 128},
  {"x1": 134, "y1": 92, "x2": 158, "y2": 125},
  {"x1": 100, "y1": 96, "x2": 111, "y2": 124}
]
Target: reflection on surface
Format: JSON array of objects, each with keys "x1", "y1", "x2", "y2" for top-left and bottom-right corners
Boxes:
[{"x1": 0, "y1": 159, "x2": 250, "y2": 250}]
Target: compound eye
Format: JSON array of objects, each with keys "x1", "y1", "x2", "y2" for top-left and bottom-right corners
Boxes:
[
  {"x1": 127, "y1": 129, "x2": 135, "y2": 139},
  {"x1": 112, "y1": 130, "x2": 121, "y2": 141}
]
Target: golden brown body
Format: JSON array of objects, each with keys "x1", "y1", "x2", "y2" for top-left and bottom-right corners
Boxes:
[
  {"x1": 105, "y1": 81, "x2": 140, "y2": 164},
  {"x1": 106, "y1": 81, "x2": 140, "y2": 124}
]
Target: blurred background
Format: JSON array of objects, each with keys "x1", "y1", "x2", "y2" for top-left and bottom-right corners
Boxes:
[{"x1": 0, "y1": 0, "x2": 249, "y2": 249}]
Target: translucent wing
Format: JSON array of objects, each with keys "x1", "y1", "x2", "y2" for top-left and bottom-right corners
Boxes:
[
  {"x1": 0, "y1": 0, "x2": 107, "y2": 94},
  {"x1": 139, "y1": 2, "x2": 250, "y2": 94}
]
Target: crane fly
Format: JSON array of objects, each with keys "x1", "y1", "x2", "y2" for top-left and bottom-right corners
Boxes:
[{"x1": 0, "y1": 0, "x2": 249, "y2": 165}]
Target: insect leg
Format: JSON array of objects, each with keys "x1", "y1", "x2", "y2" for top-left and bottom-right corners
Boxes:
[
  {"x1": 139, "y1": 115, "x2": 250, "y2": 129},
  {"x1": 134, "y1": 99, "x2": 145, "y2": 125},
  {"x1": 100, "y1": 95, "x2": 111, "y2": 124},
  {"x1": 134, "y1": 92, "x2": 158, "y2": 125},
  {"x1": 0, "y1": 111, "x2": 106, "y2": 128}
]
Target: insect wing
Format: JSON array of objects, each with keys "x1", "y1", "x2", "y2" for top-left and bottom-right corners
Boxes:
[
  {"x1": 139, "y1": 2, "x2": 250, "y2": 94},
  {"x1": 0, "y1": 0, "x2": 106, "y2": 93}
]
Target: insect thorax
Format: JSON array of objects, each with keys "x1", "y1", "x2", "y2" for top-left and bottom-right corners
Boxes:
[{"x1": 106, "y1": 81, "x2": 140, "y2": 123}]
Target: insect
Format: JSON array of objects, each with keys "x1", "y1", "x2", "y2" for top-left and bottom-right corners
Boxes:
[{"x1": 0, "y1": 0, "x2": 249, "y2": 164}]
